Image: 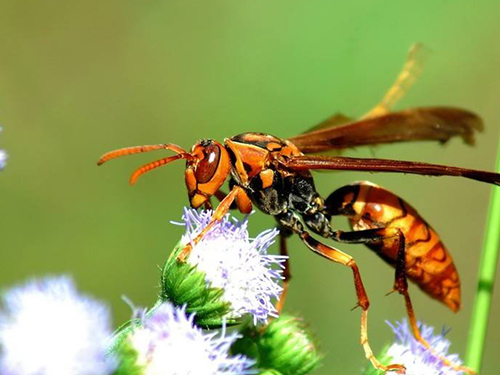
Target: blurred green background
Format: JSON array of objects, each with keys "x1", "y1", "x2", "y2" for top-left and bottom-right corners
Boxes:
[{"x1": 1, "y1": 0, "x2": 499, "y2": 373}]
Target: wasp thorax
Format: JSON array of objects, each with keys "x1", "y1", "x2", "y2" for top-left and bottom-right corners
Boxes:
[{"x1": 185, "y1": 140, "x2": 231, "y2": 208}]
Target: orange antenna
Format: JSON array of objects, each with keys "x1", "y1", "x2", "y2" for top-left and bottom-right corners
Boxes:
[
  {"x1": 130, "y1": 154, "x2": 191, "y2": 185},
  {"x1": 97, "y1": 143, "x2": 188, "y2": 166}
]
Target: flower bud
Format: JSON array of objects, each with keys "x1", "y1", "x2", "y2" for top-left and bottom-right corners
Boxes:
[
  {"x1": 232, "y1": 314, "x2": 322, "y2": 375},
  {"x1": 161, "y1": 242, "x2": 234, "y2": 328},
  {"x1": 258, "y1": 370, "x2": 283, "y2": 375}
]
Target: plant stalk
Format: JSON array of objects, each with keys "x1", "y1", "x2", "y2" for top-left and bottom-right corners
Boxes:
[{"x1": 465, "y1": 141, "x2": 500, "y2": 372}]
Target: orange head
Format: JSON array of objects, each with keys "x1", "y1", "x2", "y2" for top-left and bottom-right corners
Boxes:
[{"x1": 97, "y1": 140, "x2": 231, "y2": 208}]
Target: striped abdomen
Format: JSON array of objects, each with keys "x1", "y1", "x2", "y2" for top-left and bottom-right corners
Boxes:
[{"x1": 326, "y1": 181, "x2": 461, "y2": 312}]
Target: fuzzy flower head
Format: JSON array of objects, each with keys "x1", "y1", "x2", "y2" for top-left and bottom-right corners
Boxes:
[
  {"x1": 0, "y1": 276, "x2": 116, "y2": 375},
  {"x1": 163, "y1": 208, "x2": 286, "y2": 326},
  {"x1": 123, "y1": 302, "x2": 254, "y2": 375},
  {"x1": 0, "y1": 127, "x2": 6, "y2": 170},
  {"x1": 385, "y1": 319, "x2": 464, "y2": 375}
]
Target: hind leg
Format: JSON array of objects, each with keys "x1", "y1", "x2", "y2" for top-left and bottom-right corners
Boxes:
[
  {"x1": 331, "y1": 227, "x2": 475, "y2": 375},
  {"x1": 332, "y1": 228, "x2": 426, "y2": 336},
  {"x1": 277, "y1": 212, "x2": 405, "y2": 373}
]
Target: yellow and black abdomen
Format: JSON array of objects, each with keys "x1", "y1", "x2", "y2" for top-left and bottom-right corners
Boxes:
[{"x1": 326, "y1": 181, "x2": 461, "y2": 312}]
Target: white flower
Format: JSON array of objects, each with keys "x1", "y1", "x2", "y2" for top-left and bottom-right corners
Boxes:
[
  {"x1": 0, "y1": 276, "x2": 116, "y2": 375},
  {"x1": 386, "y1": 319, "x2": 464, "y2": 375},
  {"x1": 179, "y1": 209, "x2": 286, "y2": 324},
  {"x1": 0, "y1": 150, "x2": 6, "y2": 170},
  {"x1": 127, "y1": 302, "x2": 254, "y2": 375},
  {"x1": 0, "y1": 127, "x2": 6, "y2": 170}
]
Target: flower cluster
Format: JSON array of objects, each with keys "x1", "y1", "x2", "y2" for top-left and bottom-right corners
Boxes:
[
  {"x1": 170, "y1": 208, "x2": 286, "y2": 324},
  {"x1": 385, "y1": 320, "x2": 464, "y2": 375},
  {"x1": 363, "y1": 319, "x2": 466, "y2": 375},
  {"x1": 0, "y1": 276, "x2": 115, "y2": 375},
  {"x1": 0, "y1": 204, "x2": 471, "y2": 375},
  {"x1": 0, "y1": 209, "x2": 318, "y2": 375},
  {"x1": 117, "y1": 303, "x2": 254, "y2": 375}
]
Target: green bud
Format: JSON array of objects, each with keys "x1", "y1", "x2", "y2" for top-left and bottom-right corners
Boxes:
[
  {"x1": 160, "y1": 241, "x2": 237, "y2": 328},
  {"x1": 258, "y1": 370, "x2": 284, "y2": 375},
  {"x1": 232, "y1": 314, "x2": 322, "y2": 375},
  {"x1": 111, "y1": 338, "x2": 144, "y2": 375}
]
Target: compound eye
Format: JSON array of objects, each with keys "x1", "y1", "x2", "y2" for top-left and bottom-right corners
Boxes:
[{"x1": 195, "y1": 144, "x2": 221, "y2": 183}]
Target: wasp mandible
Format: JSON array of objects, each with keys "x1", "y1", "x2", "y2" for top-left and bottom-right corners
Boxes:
[{"x1": 98, "y1": 45, "x2": 498, "y2": 374}]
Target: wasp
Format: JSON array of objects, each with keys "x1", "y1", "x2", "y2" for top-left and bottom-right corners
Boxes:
[{"x1": 98, "y1": 46, "x2": 499, "y2": 374}]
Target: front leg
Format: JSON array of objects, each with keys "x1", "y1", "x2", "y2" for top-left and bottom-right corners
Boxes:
[
  {"x1": 177, "y1": 185, "x2": 252, "y2": 262},
  {"x1": 214, "y1": 186, "x2": 252, "y2": 214}
]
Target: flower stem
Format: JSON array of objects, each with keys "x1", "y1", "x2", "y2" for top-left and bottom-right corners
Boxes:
[{"x1": 465, "y1": 139, "x2": 500, "y2": 372}]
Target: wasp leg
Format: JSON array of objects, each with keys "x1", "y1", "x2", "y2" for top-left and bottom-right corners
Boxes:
[
  {"x1": 214, "y1": 190, "x2": 237, "y2": 210},
  {"x1": 203, "y1": 199, "x2": 213, "y2": 210},
  {"x1": 331, "y1": 228, "x2": 476, "y2": 375},
  {"x1": 276, "y1": 212, "x2": 405, "y2": 373},
  {"x1": 214, "y1": 190, "x2": 229, "y2": 203},
  {"x1": 300, "y1": 231, "x2": 405, "y2": 373},
  {"x1": 177, "y1": 185, "x2": 249, "y2": 262},
  {"x1": 275, "y1": 228, "x2": 293, "y2": 314},
  {"x1": 214, "y1": 189, "x2": 252, "y2": 213},
  {"x1": 330, "y1": 228, "x2": 407, "y2": 290}
]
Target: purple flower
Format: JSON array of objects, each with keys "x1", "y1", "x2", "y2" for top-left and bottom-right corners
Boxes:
[
  {"x1": 176, "y1": 208, "x2": 286, "y2": 324},
  {"x1": 127, "y1": 302, "x2": 255, "y2": 375},
  {"x1": 386, "y1": 319, "x2": 464, "y2": 375},
  {"x1": 0, "y1": 276, "x2": 116, "y2": 375}
]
